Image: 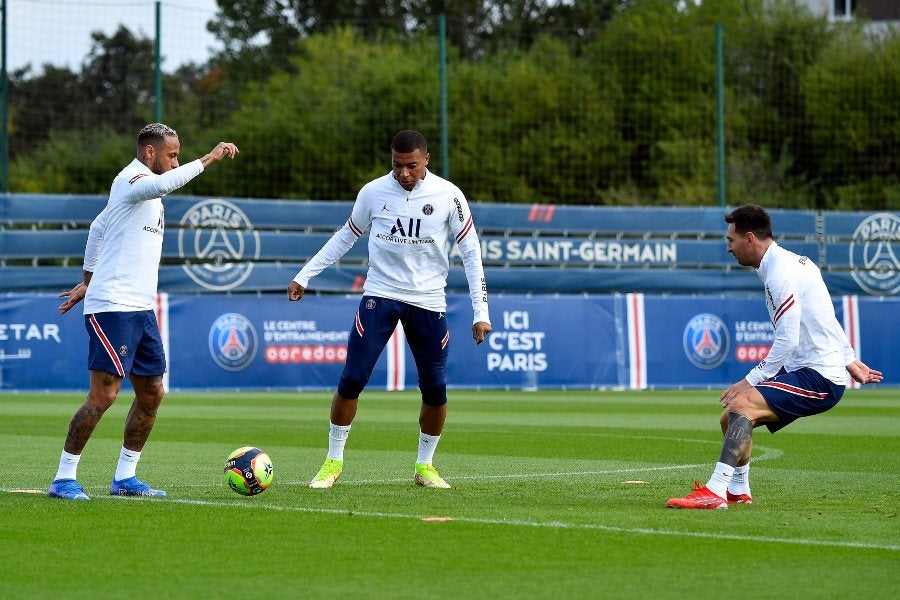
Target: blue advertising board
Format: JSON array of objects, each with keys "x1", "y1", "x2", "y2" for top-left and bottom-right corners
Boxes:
[
  {"x1": 169, "y1": 294, "x2": 359, "y2": 390},
  {"x1": 444, "y1": 294, "x2": 620, "y2": 389},
  {"x1": 640, "y1": 296, "x2": 772, "y2": 387},
  {"x1": 167, "y1": 294, "x2": 620, "y2": 391},
  {"x1": 0, "y1": 294, "x2": 87, "y2": 390},
  {"x1": 1, "y1": 293, "x2": 896, "y2": 391}
]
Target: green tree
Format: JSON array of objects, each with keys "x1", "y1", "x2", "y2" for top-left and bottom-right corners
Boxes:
[
  {"x1": 804, "y1": 27, "x2": 900, "y2": 209},
  {"x1": 189, "y1": 28, "x2": 440, "y2": 199},
  {"x1": 8, "y1": 65, "x2": 83, "y2": 157},
  {"x1": 208, "y1": 0, "x2": 622, "y2": 63},
  {"x1": 11, "y1": 127, "x2": 131, "y2": 194},
  {"x1": 582, "y1": 0, "x2": 720, "y2": 204},
  {"x1": 452, "y1": 36, "x2": 621, "y2": 203},
  {"x1": 719, "y1": 0, "x2": 833, "y2": 208},
  {"x1": 8, "y1": 25, "x2": 208, "y2": 194}
]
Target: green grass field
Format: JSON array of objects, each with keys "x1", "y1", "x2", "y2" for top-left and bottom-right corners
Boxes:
[{"x1": 2, "y1": 389, "x2": 898, "y2": 599}]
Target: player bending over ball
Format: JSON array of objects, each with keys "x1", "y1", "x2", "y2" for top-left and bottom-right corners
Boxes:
[
  {"x1": 49, "y1": 123, "x2": 240, "y2": 501},
  {"x1": 288, "y1": 130, "x2": 492, "y2": 489},
  {"x1": 667, "y1": 204, "x2": 883, "y2": 509}
]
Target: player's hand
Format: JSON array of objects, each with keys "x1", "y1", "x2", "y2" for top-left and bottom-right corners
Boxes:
[
  {"x1": 720, "y1": 378, "x2": 752, "y2": 408},
  {"x1": 202, "y1": 142, "x2": 239, "y2": 166},
  {"x1": 847, "y1": 359, "x2": 883, "y2": 385},
  {"x1": 288, "y1": 281, "x2": 305, "y2": 302},
  {"x1": 472, "y1": 321, "x2": 492, "y2": 345},
  {"x1": 58, "y1": 282, "x2": 87, "y2": 314}
]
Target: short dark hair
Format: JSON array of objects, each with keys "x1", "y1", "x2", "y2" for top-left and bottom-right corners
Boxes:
[
  {"x1": 392, "y1": 130, "x2": 427, "y2": 154},
  {"x1": 725, "y1": 204, "x2": 773, "y2": 240},
  {"x1": 138, "y1": 123, "x2": 178, "y2": 147}
]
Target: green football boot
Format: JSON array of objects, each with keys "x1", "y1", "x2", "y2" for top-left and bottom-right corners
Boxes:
[
  {"x1": 414, "y1": 463, "x2": 451, "y2": 489},
  {"x1": 309, "y1": 458, "x2": 343, "y2": 489}
]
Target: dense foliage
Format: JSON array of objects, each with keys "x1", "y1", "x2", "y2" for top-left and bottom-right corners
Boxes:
[{"x1": 6, "y1": 0, "x2": 899, "y2": 209}]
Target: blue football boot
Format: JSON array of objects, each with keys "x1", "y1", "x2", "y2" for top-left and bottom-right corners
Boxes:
[
  {"x1": 48, "y1": 478, "x2": 90, "y2": 500},
  {"x1": 110, "y1": 476, "x2": 168, "y2": 497}
]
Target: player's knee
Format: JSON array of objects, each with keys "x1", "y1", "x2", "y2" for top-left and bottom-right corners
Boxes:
[
  {"x1": 86, "y1": 388, "x2": 118, "y2": 411},
  {"x1": 420, "y1": 384, "x2": 447, "y2": 407},
  {"x1": 719, "y1": 410, "x2": 730, "y2": 434},
  {"x1": 144, "y1": 379, "x2": 165, "y2": 400},
  {"x1": 729, "y1": 392, "x2": 759, "y2": 416},
  {"x1": 338, "y1": 376, "x2": 367, "y2": 400},
  {"x1": 132, "y1": 376, "x2": 164, "y2": 406}
]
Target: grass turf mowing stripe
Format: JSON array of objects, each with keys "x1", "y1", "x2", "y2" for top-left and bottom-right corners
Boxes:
[{"x1": 19, "y1": 492, "x2": 891, "y2": 553}]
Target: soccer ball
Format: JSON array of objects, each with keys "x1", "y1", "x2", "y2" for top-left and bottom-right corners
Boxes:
[{"x1": 224, "y1": 446, "x2": 274, "y2": 496}]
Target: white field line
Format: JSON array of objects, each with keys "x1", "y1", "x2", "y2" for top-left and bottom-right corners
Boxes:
[
  {"x1": 5, "y1": 444, "x2": 896, "y2": 551},
  {"x1": 6, "y1": 488, "x2": 895, "y2": 551},
  {"x1": 279, "y1": 438, "x2": 784, "y2": 486},
  {"x1": 59, "y1": 494, "x2": 900, "y2": 552}
]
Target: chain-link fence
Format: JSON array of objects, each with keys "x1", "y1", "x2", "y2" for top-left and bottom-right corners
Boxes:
[{"x1": 3, "y1": 0, "x2": 899, "y2": 209}]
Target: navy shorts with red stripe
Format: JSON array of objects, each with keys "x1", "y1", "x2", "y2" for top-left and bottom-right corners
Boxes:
[
  {"x1": 337, "y1": 296, "x2": 449, "y2": 402},
  {"x1": 756, "y1": 367, "x2": 845, "y2": 433},
  {"x1": 85, "y1": 311, "x2": 166, "y2": 378}
]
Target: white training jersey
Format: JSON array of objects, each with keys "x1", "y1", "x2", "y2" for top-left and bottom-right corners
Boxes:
[
  {"x1": 294, "y1": 169, "x2": 490, "y2": 324},
  {"x1": 746, "y1": 242, "x2": 855, "y2": 386},
  {"x1": 83, "y1": 158, "x2": 205, "y2": 313}
]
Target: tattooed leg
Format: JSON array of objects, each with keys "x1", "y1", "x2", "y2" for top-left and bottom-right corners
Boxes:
[
  {"x1": 720, "y1": 410, "x2": 753, "y2": 466},
  {"x1": 63, "y1": 370, "x2": 123, "y2": 454},
  {"x1": 123, "y1": 374, "x2": 165, "y2": 451},
  {"x1": 718, "y1": 411, "x2": 753, "y2": 468}
]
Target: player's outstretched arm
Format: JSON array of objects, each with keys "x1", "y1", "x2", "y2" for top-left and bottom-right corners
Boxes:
[
  {"x1": 847, "y1": 359, "x2": 883, "y2": 385},
  {"x1": 200, "y1": 142, "x2": 239, "y2": 167},
  {"x1": 288, "y1": 281, "x2": 306, "y2": 302}
]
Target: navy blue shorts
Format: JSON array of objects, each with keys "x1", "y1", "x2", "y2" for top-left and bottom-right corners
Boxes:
[
  {"x1": 756, "y1": 367, "x2": 845, "y2": 433},
  {"x1": 338, "y1": 296, "x2": 449, "y2": 401},
  {"x1": 85, "y1": 311, "x2": 166, "y2": 378}
]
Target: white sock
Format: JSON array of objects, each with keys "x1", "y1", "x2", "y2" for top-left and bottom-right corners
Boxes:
[
  {"x1": 114, "y1": 446, "x2": 141, "y2": 482},
  {"x1": 327, "y1": 423, "x2": 351, "y2": 461},
  {"x1": 417, "y1": 432, "x2": 441, "y2": 465},
  {"x1": 705, "y1": 462, "x2": 734, "y2": 499},
  {"x1": 728, "y1": 463, "x2": 751, "y2": 496},
  {"x1": 55, "y1": 450, "x2": 81, "y2": 481}
]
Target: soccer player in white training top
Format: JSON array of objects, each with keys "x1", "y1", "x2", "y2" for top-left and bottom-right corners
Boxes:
[
  {"x1": 289, "y1": 130, "x2": 492, "y2": 489},
  {"x1": 49, "y1": 123, "x2": 239, "y2": 500},
  {"x1": 667, "y1": 204, "x2": 883, "y2": 509}
]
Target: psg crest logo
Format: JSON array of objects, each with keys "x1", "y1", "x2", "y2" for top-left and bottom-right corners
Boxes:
[
  {"x1": 208, "y1": 313, "x2": 258, "y2": 371},
  {"x1": 682, "y1": 313, "x2": 729, "y2": 369},
  {"x1": 849, "y1": 212, "x2": 900, "y2": 296},
  {"x1": 178, "y1": 199, "x2": 261, "y2": 291}
]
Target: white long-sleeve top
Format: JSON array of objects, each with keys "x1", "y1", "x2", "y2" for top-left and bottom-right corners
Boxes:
[
  {"x1": 746, "y1": 242, "x2": 855, "y2": 386},
  {"x1": 294, "y1": 169, "x2": 490, "y2": 324},
  {"x1": 83, "y1": 158, "x2": 205, "y2": 313}
]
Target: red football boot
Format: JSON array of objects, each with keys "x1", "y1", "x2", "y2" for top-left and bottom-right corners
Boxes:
[
  {"x1": 726, "y1": 491, "x2": 753, "y2": 504},
  {"x1": 666, "y1": 481, "x2": 728, "y2": 510}
]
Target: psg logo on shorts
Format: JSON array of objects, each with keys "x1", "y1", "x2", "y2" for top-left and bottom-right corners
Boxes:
[
  {"x1": 682, "y1": 313, "x2": 729, "y2": 369},
  {"x1": 208, "y1": 313, "x2": 258, "y2": 371}
]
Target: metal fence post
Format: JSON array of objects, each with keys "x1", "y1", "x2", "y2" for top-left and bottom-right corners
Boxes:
[
  {"x1": 716, "y1": 23, "x2": 725, "y2": 208},
  {"x1": 439, "y1": 13, "x2": 449, "y2": 179},
  {"x1": 1, "y1": 0, "x2": 8, "y2": 192},
  {"x1": 154, "y1": 0, "x2": 162, "y2": 123}
]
